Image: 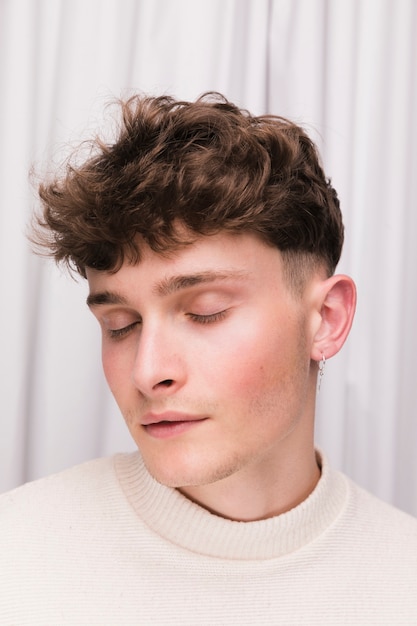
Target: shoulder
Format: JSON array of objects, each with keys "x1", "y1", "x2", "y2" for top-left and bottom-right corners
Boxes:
[
  {"x1": 0, "y1": 453, "x2": 147, "y2": 622},
  {"x1": 331, "y1": 475, "x2": 417, "y2": 579},
  {"x1": 316, "y1": 450, "x2": 417, "y2": 546},
  {"x1": 1, "y1": 456, "x2": 112, "y2": 506},
  {"x1": 345, "y1": 477, "x2": 417, "y2": 538},
  {"x1": 0, "y1": 453, "x2": 139, "y2": 528}
]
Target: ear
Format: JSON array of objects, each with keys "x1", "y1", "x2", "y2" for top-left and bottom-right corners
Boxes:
[{"x1": 310, "y1": 274, "x2": 356, "y2": 361}]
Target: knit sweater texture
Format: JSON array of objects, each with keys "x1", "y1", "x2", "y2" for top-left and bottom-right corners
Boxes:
[{"x1": 1, "y1": 451, "x2": 416, "y2": 625}]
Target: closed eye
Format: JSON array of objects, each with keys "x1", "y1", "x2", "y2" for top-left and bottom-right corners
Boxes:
[
  {"x1": 187, "y1": 310, "x2": 227, "y2": 324},
  {"x1": 107, "y1": 322, "x2": 140, "y2": 339}
]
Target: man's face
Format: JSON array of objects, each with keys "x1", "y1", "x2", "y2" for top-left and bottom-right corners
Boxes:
[{"x1": 87, "y1": 232, "x2": 322, "y2": 489}]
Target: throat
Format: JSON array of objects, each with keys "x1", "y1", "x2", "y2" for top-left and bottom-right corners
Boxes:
[{"x1": 179, "y1": 451, "x2": 321, "y2": 522}]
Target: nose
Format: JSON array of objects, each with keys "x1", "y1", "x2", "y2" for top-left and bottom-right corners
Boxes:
[{"x1": 131, "y1": 320, "x2": 185, "y2": 397}]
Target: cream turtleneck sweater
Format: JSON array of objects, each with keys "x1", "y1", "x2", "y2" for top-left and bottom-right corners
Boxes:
[{"x1": 1, "y1": 451, "x2": 416, "y2": 624}]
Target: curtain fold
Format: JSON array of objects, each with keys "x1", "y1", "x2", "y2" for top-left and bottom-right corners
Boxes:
[{"x1": 1, "y1": 0, "x2": 416, "y2": 516}]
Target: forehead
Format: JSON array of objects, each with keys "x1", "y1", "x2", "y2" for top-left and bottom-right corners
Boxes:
[{"x1": 86, "y1": 231, "x2": 287, "y2": 297}]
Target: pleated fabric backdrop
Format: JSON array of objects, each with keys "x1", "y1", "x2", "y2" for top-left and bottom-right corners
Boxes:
[{"x1": 0, "y1": 0, "x2": 416, "y2": 516}]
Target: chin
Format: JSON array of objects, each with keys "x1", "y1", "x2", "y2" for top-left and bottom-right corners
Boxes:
[
  {"x1": 144, "y1": 463, "x2": 199, "y2": 488},
  {"x1": 141, "y1": 455, "x2": 208, "y2": 488},
  {"x1": 140, "y1": 446, "x2": 243, "y2": 490}
]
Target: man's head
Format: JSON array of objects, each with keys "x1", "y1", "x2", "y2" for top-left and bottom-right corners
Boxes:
[
  {"x1": 35, "y1": 92, "x2": 344, "y2": 294},
  {"x1": 34, "y1": 93, "x2": 355, "y2": 511}
]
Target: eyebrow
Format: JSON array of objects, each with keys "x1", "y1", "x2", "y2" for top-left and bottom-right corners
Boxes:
[
  {"x1": 154, "y1": 270, "x2": 249, "y2": 296},
  {"x1": 86, "y1": 270, "x2": 249, "y2": 308},
  {"x1": 86, "y1": 290, "x2": 128, "y2": 308}
]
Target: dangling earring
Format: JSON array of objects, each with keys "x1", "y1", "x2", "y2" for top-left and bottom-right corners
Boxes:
[{"x1": 317, "y1": 354, "x2": 326, "y2": 393}]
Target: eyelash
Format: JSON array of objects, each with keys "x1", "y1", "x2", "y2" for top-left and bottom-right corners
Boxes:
[
  {"x1": 187, "y1": 310, "x2": 227, "y2": 324},
  {"x1": 107, "y1": 322, "x2": 139, "y2": 339},
  {"x1": 106, "y1": 310, "x2": 227, "y2": 339}
]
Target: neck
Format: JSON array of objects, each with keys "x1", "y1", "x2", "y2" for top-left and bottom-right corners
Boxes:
[{"x1": 179, "y1": 442, "x2": 321, "y2": 522}]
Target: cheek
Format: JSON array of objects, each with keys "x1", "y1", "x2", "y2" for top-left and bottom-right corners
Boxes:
[
  {"x1": 101, "y1": 358, "x2": 119, "y2": 399},
  {"x1": 204, "y1": 325, "x2": 286, "y2": 396},
  {"x1": 101, "y1": 343, "x2": 132, "y2": 399},
  {"x1": 208, "y1": 317, "x2": 309, "y2": 407}
]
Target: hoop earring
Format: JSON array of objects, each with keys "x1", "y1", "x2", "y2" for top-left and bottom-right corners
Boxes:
[{"x1": 317, "y1": 354, "x2": 326, "y2": 393}]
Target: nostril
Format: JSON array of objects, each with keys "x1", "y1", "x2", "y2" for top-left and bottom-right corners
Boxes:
[{"x1": 159, "y1": 379, "x2": 174, "y2": 387}]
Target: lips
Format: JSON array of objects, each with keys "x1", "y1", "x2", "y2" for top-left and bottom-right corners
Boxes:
[
  {"x1": 141, "y1": 411, "x2": 206, "y2": 426},
  {"x1": 141, "y1": 411, "x2": 208, "y2": 439}
]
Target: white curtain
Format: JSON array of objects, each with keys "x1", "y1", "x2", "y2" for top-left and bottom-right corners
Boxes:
[{"x1": 1, "y1": 0, "x2": 416, "y2": 516}]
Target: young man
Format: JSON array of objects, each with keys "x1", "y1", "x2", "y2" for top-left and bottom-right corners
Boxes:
[{"x1": 1, "y1": 93, "x2": 416, "y2": 624}]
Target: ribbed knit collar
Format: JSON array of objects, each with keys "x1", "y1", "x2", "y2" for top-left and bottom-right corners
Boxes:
[{"x1": 114, "y1": 450, "x2": 348, "y2": 561}]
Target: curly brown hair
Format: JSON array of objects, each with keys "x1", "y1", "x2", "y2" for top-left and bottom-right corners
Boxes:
[{"x1": 34, "y1": 92, "x2": 344, "y2": 288}]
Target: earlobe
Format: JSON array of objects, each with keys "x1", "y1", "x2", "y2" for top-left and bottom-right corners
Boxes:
[{"x1": 311, "y1": 274, "x2": 356, "y2": 361}]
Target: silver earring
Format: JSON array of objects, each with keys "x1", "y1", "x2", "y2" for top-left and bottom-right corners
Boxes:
[{"x1": 317, "y1": 354, "x2": 326, "y2": 393}]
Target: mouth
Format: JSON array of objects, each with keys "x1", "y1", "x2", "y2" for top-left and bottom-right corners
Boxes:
[{"x1": 141, "y1": 412, "x2": 208, "y2": 439}]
